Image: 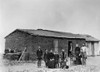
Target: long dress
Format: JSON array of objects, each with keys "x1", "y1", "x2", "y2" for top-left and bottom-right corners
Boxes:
[
  {"x1": 47, "y1": 52, "x2": 55, "y2": 68},
  {"x1": 74, "y1": 55, "x2": 82, "y2": 65},
  {"x1": 54, "y1": 54, "x2": 59, "y2": 68},
  {"x1": 74, "y1": 47, "x2": 82, "y2": 65}
]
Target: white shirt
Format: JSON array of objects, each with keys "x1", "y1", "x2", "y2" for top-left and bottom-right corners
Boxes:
[{"x1": 81, "y1": 46, "x2": 87, "y2": 52}]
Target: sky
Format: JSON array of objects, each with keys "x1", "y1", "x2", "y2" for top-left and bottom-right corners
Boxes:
[{"x1": 0, "y1": 0, "x2": 100, "y2": 53}]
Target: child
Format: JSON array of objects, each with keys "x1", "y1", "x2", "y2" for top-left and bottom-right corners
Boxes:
[{"x1": 60, "y1": 58, "x2": 69, "y2": 69}]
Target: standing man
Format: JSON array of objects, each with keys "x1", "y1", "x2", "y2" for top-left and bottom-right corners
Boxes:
[
  {"x1": 68, "y1": 43, "x2": 73, "y2": 66},
  {"x1": 44, "y1": 49, "x2": 48, "y2": 67},
  {"x1": 36, "y1": 46, "x2": 43, "y2": 67},
  {"x1": 61, "y1": 49, "x2": 65, "y2": 61},
  {"x1": 81, "y1": 44, "x2": 87, "y2": 65}
]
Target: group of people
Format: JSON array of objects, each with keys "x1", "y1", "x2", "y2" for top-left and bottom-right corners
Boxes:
[
  {"x1": 36, "y1": 44, "x2": 87, "y2": 68},
  {"x1": 74, "y1": 44, "x2": 87, "y2": 65}
]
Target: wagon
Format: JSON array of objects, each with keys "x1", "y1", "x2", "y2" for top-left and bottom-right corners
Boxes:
[{"x1": 3, "y1": 52, "x2": 21, "y2": 60}]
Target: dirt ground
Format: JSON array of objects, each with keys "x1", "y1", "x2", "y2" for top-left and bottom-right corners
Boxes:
[{"x1": 0, "y1": 55, "x2": 100, "y2": 72}]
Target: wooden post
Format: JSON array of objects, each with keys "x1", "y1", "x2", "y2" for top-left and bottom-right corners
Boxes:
[
  {"x1": 54, "y1": 39, "x2": 58, "y2": 53},
  {"x1": 18, "y1": 47, "x2": 26, "y2": 61}
]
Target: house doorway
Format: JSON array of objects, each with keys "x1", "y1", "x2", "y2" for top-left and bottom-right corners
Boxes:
[
  {"x1": 68, "y1": 41, "x2": 72, "y2": 57},
  {"x1": 91, "y1": 42, "x2": 95, "y2": 56}
]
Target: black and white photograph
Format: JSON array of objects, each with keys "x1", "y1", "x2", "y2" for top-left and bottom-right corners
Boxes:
[{"x1": 0, "y1": 0, "x2": 100, "y2": 72}]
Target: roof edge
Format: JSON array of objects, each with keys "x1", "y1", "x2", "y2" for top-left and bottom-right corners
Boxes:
[
  {"x1": 5, "y1": 29, "x2": 18, "y2": 39},
  {"x1": 5, "y1": 29, "x2": 99, "y2": 42},
  {"x1": 5, "y1": 29, "x2": 28, "y2": 39},
  {"x1": 5, "y1": 29, "x2": 86, "y2": 39}
]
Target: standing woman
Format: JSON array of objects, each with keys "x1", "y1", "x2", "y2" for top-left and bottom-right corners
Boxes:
[
  {"x1": 54, "y1": 51, "x2": 59, "y2": 68},
  {"x1": 47, "y1": 50, "x2": 55, "y2": 68},
  {"x1": 74, "y1": 44, "x2": 82, "y2": 65}
]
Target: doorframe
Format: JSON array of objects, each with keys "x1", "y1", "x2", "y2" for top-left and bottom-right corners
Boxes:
[{"x1": 91, "y1": 42, "x2": 95, "y2": 56}]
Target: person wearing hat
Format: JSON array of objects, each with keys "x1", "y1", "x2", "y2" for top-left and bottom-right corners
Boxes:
[
  {"x1": 36, "y1": 46, "x2": 43, "y2": 67},
  {"x1": 81, "y1": 44, "x2": 87, "y2": 65}
]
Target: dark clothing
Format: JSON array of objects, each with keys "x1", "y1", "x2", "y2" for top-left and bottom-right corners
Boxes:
[
  {"x1": 47, "y1": 59, "x2": 55, "y2": 68},
  {"x1": 68, "y1": 45, "x2": 72, "y2": 57},
  {"x1": 54, "y1": 54, "x2": 59, "y2": 61},
  {"x1": 37, "y1": 57, "x2": 42, "y2": 60},
  {"x1": 54, "y1": 54, "x2": 59, "y2": 68},
  {"x1": 44, "y1": 52, "x2": 49, "y2": 67},
  {"x1": 68, "y1": 51, "x2": 71, "y2": 57},
  {"x1": 47, "y1": 52, "x2": 55, "y2": 60},
  {"x1": 75, "y1": 47, "x2": 80, "y2": 55},
  {"x1": 74, "y1": 47, "x2": 82, "y2": 65},
  {"x1": 37, "y1": 59, "x2": 42, "y2": 67},
  {"x1": 47, "y1": 52, "x2": 55, "y2": 68},
  {"x1": 74, "y1": 55, "x2": 82, "y2": 65},
  {"x1": 36, "y1": 49, "x2": 43, "y2": 59},
  {"x1": 36, "y1": 49, "x2": 43, "y2": 67},
  {"x1": 61, "y1": 52, "x2": 65, "y2": 61},
  {"x1": 44, "y1": 52, "x2": 48, "y2": 61}
]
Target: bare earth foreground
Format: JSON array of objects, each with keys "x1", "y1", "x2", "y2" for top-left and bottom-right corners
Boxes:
[{"x1": 0, "y1": 54, "x2": 100, "y2": 72}]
